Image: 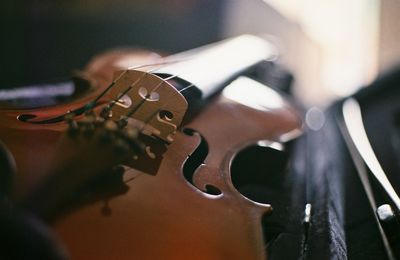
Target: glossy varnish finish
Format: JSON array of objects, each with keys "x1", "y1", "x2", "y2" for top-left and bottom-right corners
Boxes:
[
  {"x1": 51, "y1": 78, "x2": 301, "y2": 259},
  {"x1": 0, "y1": 39, "x2": 302, "y2": 259},
  {"x1": 0, "y1": 85, "x2": 109, "y2": 200}
]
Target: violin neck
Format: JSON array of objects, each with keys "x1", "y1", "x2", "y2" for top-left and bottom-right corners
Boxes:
[{"x1": 156, "y1": 35, "x2": 276, "y2": 101}]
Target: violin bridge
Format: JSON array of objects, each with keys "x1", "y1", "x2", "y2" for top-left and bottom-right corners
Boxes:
[{"x1": 106, "y1": 69, "x2": 188, "y2": 143}]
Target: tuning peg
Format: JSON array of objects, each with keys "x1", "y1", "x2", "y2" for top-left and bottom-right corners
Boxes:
[
  {"x1": 98, "y1": 120, "x2": 117, "y2": 142},
  {"x1": 67, "y1": 121, "x2": 79, "y2": 135},
  {"x1": 66, "y1": 120, "x2": 79, "y2": 136},
  {"x1": 100, "y1": 105, "x2": 112, "y2": 119},
  {"x1": 117, "y1": 116, "x2": 128, "y2": 129},
  {"x1": 84, "y1": 109, "x2": 96, "y2": 118},
  {"x1": 65, "y1": 112, "x2": 79, "y2": 135},
  {"x1": 64, "y1": 112, "x2": 75, "y2": 121},
  {"x1": 75, "y1": 118, "x2": 95, "y2": 137}
]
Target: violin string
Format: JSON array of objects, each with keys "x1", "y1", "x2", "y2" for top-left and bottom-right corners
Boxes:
[
  {"x1": 94, "y1": 47, "x2": 199, "y2": 119},
  {"x1": 87, "y1": 70, "x2": 127, "y2": 108},
  {"x1": 177, "y1": 83, "x2": 195, "y2": 94},
  {"x1": 132, "y1": 83, "x2": 196, "y2": 136},
  {"x1": 84, "y1": 53, "x2": 196, "y2": 133},
  {"x1": 106, "y1": 62, "x2": 187, "y2": 113},
  {"x1": 124, "y1": 74, "x2": 183, "y2": 118},
  {"x1": 109, "y1": 48, "x2": 203, "y2": 115},
  {"x1": 84, "y1": 58, "x2": 185, "y2": 110},
  {"x1": 126, "y1": 57, "x2": 188, "y2": 70},
  {"x1": 107, "y1": 71, "x2": 149, "y2": 110},
  {"x1": 49, "y1": 55, "x2": 189, "y2": 124}
]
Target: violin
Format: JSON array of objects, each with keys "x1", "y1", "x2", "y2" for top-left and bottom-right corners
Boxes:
[{"x1": 0, "y1": 35, "x2": 302, "y2": 259}]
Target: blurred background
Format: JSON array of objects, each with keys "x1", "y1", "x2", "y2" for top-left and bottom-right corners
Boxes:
[{"x1": 1, "y1": 0, "x2": 399, "y2": 106}]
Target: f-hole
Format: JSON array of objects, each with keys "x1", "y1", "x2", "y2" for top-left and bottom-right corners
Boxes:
[{"x1": 182, "y1": 128, "x2": 221, "y2": 195}]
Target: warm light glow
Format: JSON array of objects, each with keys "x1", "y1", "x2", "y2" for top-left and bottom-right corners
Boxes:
[
  {"x1": 263, "y1": 0, "x2": 380, "y2": 98},
  {"x1": 222, "y1": 77, "x2": 286, "y2": 111}
]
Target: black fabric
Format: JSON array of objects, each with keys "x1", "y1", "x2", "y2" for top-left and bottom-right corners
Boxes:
[
  {"x1": 288, "y1": 109, "x2": 348, "y2": 260},
  {"x1": 1, "y1": 0, "x2": 224, "y2": 88},
  {"x1": 345, "y1": 66, "x2": 400, "y2": 259},
  {"x1": 293, "y1": 66, "x2": 400, "y2": 259}
]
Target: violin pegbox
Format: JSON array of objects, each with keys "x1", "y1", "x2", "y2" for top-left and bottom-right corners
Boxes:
[{"x1": 105, "y1": 69, "x2": 188, "y2": 143}]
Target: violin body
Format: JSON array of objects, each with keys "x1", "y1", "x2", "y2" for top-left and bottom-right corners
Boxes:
[
  {"x1": 0, "y1": 36, "x2": 302, "y2": 259},
  {"x1": 0, "y1": 94, "x2": 101, "y2": 198},
  {"x1": 54, "y1": 78, "x2": 300, "y2": 259}
]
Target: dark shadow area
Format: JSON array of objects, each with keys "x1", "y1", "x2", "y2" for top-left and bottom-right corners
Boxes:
[{"x1": 1, "y1": 0, "x2": 225, "y2": 88}]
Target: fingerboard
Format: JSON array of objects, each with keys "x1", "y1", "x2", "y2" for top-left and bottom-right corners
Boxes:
[{"x1": 155, "y1": 35, "x2": 276, "y2": 103}]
